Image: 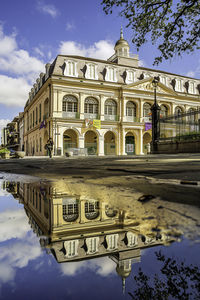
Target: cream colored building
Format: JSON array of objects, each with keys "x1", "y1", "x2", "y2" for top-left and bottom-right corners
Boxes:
[{"x1": 23, "y1": 29, "x2": 200, "y2": 156}]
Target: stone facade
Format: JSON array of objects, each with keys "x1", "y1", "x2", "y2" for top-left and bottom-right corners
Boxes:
[{"x1": 22, "y1": 31, "x2": 200, "y2": 156}]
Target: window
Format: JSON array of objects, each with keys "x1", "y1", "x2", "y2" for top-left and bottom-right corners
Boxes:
[
  {"x1": 85, "y1": 201, "x2": 99, "y2": 220},
  {"x1": 126, "y1": 232, "x2": 138, "y2": 247},
  {"x1": 36, "y1": 107, "x2": 38, "y2": 125},
  {"x1": 32, "y1": 111, "x2": 34, "y2": 127},
  {"x1": 126, "y1": 70, "x2": 135, "y2": 84},
  {"x1": 85, "y1": 237, "x2": 99, "y2": 254},
  {"x1": 176, "y1": 79, "x2": 182, "y2": 92},
  {"x1": 175, "y1": 106, "x2": 182, "y2": 115},
  {"x1": 64, "y1": 240, "x2": 79, "y2": 258},
  {"x1": 64, "y1": 60, "x2": 78, "y2": 77},
  {"x1": 106, "y1": 234, "x2": 119, "y2": 250},
  {"x1": 39, "y1": 104, "x2": 41, "y2": 122},
  {"x1": 63, "y1": 95, "x2": 78, "y2": 113},
  {"x1": 160, "y1": 76, "x2": 167, "y2": 85},
  {"x1": 160, "y1": 105, "x2": 168, "y2": 118},
  {"x1": 105, "y1": 67, "x2": 117, "y2": 82},
  {"x1": 84, "y1": 97, "x2": 98, "y2": 114},
  {"x1": 126, "y1": 101, "x2": 136, "y2": 117},
  {"x1": 143, "y1": 103, "x2": 152, "y2": 117},
  {"x1": 85, "y1": 63, "x2": 98, "y2": 80},
  {"x1": 105, "y1": 99, "x2": 117, "y2": 115},
  {"x1": 189, "y1": 82, "x2": 195, "y2": 94}
]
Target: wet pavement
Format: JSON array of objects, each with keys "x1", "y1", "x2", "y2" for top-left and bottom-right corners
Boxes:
[{"x1": 0, "y1": 155, "x2": 200, "y2": 299}]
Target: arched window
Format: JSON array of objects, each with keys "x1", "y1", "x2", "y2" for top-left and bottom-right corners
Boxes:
[
  {"x1": 160, "y1": 105, "x2": 168, "y2": 118},
  {"x1": 85, "y1": 237, "x2": 99, "y2": 254},
  {"x1": 187, "y1": 108, "x2": 195, "y2": 123},
  {"x1": 143, "y1": 103, "x2": 151, "y2": 117},
  {"x1": 85, "y1": 201, "x2": 99, "y2": 220},
  {"x1": 63, "y1": 95, "x2": 78, "y2": 113},
  {"x1": 64, "y1": 240, "x2": 79, "y2": 258},
  {"x1": 105, "y1": 99, "x2": 117, "y2": 116},
  {"x1": 175, "y1": 106, "x2": 182, "y2": 115},
  {"x1": 106, "y1": 234, "x2": 119, "y2": 251},
  {"x1": 126, "y1": 101, "x2": 136, "y2": 117},
  {"x1": 84, "y1": 97, "x2": 98, "y2": 115}
]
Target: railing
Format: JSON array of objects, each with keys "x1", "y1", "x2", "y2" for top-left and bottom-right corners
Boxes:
[
  {"x1": 62, "y1": 112, "x2": 80, "y2": 119},
  {"x1": 84, "y1": 113, "x2": 99, "y2": 120},
  {"x1": 124, "y1": 116, "x2": 140, "y2": 122},
  {"x1": 104, "y1": 115, "x2": 119, "y2": 121}
]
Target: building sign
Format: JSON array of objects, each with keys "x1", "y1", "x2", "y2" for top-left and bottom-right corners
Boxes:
[
  {"x1": 93, "y1": 119, "x2": 101, "y2": 129},
  {"x1": 145, "y1": 122, "x2": 152, "y2": 131}
]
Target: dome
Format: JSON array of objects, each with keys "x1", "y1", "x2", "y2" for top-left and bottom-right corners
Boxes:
[
  {"x1": 116, "y1": 265, "x2": 131, "y2": 278},
  {"x1": 114, "y1": 27, "x2": 130, "y2": 49},
  {"x1": 115, "y1": 38, "x2": 129, "y2": 48}
]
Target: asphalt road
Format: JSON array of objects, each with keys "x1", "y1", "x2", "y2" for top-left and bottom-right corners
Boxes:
[{"x1": 0, "y1": 153, "x2": 200, "y2": 181}]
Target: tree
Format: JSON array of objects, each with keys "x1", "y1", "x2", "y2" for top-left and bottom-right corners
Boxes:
[
  {"x1": 128, "y1": 251, "x2": 200, "y2": 299},
  {"x1": 101, "y1": 0, "x2": 200, "y2": 65}
]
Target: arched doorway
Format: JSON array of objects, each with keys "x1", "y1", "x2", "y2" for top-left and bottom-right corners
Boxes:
[
  {"x1": 104, "y1": 131, "x2": 116, "y2": 155},
  {"x1": 63, "y1": 129, "x2": 78, "y2": 154},
  {"x1": 125, "y1": 132, "x2": 135, "y2": 155},
  {"x1": 85, "y1": 130, "x2": 97, "y2": 155},
  {"x1": 44, "y1": 130, "x2": 49, "y2": 155},
  {"x1": 143, "y1": 132, "x2": 151, "y2": 154}
]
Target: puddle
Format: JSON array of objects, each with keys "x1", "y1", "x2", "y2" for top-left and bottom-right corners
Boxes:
[{"x1": 0, "y1": 177, "x2": 200, "y2": 300}]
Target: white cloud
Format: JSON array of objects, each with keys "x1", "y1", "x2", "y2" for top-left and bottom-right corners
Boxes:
[
  {"x1": 0, "y1": 25, "x2": 45, "y2": 107},
  {"x1": 0, "y1": 118, "x2": 10, "y2": 132},
  {"x1": 0, "y1": 209, "x2": 30, "y2": 242},
  {"x1": 59, "y1": 40, "x2": 114, "y2": 60},
  {"x1": 66, "y1": 22, "x2": 75, "y2": 31},
  {"x1": 34, "y1": 47, "x2": 45, "y2": 57},
  {"x1": 0, "y1": 238, "x2": 42, "y2": 284},
  {"x1": 60, "y1": 257, "x2": 116, "y2": 277},
  {"x1": 186, "y1": 71, "x2": 195, "y2": 78},
  {"x1": 0, "y1": 75, "x2": 31, "y2": 107},
  {"x1": 37, "y1": 1, "x2": 59, "y2": 18}
]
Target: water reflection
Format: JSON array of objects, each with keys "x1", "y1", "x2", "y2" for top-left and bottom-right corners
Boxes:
[{"x1": 2, "y1": 180, "x2": 180, "y2": 294}]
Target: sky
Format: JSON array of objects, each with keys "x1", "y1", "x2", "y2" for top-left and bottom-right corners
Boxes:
[{"x1": 0, "y1": 0, "x2": 200, "y2": 136}]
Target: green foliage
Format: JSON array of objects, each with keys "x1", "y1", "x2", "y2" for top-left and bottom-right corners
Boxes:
[
  {"x1": 101, "y1": 0, "x2": 200, "y2": 64},
  {"x1": 128, "y1": 251, "x2": 200, "y2": 299},
  {"x1": 0, "y1": 148, "x2": 10, "y2": 154}
]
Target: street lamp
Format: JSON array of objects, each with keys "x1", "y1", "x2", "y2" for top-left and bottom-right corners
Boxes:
[{"x1": 151, "y1": 77, "x2": 161, "y2": 153}]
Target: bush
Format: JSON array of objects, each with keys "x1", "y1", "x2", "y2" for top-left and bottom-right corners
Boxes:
[{"x1": 0, "y1": 148, "x2": 10, "y2": 154}]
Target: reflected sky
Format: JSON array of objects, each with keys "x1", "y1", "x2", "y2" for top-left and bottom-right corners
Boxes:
[{"x1": 0, "y1": 180, "x2": 200, "y2": 300}]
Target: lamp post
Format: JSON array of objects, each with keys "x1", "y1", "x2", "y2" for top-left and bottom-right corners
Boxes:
[{"x1": 151, "y1": 77, "x2": 160, "y2": 153}]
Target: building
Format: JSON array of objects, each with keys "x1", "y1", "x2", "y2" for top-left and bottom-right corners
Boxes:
[
  {"x1": 3, "y1": 180, "x2": 176, "y2": 292},
  {"x1": 23, "y1": 28, "x2": 200, "y2": 156}
]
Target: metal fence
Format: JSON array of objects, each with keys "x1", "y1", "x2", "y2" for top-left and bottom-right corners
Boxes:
[{"x1": 159, "y1": 108, "x2": 200, "y2": 142}]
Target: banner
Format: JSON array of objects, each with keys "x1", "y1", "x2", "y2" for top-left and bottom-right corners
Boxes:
[
  {"x1": 145, "y1": 122, "x2": 152, "y2": 131},
  {"x1": 93, "y1": 119, "x2": 101, "y2": 129}
]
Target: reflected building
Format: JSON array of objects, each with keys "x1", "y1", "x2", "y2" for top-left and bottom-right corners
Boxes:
[{"x1": 4, "y1": 181, "x2": 176, "y2": 292}]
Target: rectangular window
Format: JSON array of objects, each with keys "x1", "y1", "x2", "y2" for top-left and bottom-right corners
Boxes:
[{"x1": 39, "y1": 104, "x2": 41, "y2": 122}]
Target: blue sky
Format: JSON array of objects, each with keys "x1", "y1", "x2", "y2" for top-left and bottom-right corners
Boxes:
[{"x1": 0, "y1": 0, "x2": 199, "y2": 134}]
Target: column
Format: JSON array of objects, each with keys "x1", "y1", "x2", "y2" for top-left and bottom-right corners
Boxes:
[
  {"x1": 79, "y1": 136, "x2": 84, "y2": 149},
  {"x1": 121, "y1": 128, "x2": 127, "y2": 155},
  {"x1": 139, "y1": 128, "x2": 144, "y2": 155},
  {"x1": 98, "y1": 136, "x2": 104, "y2": 156},
  {"x1": 79, "y1": 93, "x2": 85, "y2": 120},
  {"x1": 100, "y1": 95, "x2": 105, "y2": 121},
  {"x1": 139, "y1": 99, "x2": 144, "y2": 122}
]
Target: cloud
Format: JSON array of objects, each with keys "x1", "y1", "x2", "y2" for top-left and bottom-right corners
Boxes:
[
  {"x1": 0, "y1": 209, "x2": 30, "y2": 242},
  {"x1": 59, "y1": 40, "x2": 114, "y2": 60},
  {"x1": 0, "y1": 25, "x2": 44, "y2": 78},
  {"x1": 0, "y1": 238, "x2": 42, "y2": 284},
  {"x1": 186, "y1": 71, "x2": 196, "y2": 78},
  {"x1": 0, "y1": 207, "x2": 42, "y2": 284},
  {"x1": 66, "y1": 22, "x2": 75, "y2": 31},
  {"x1": 0, "y1": 118, "x2": 10, "y2": 132},
  {"x1": 0, "y1": 75, "x2": 31, "y2": 107},
  {"x1": 34, "y1": 47, "x2": 45, "y2": 57},
  {"x1": 37, "y1": 1, "x2": 59, "y2": 18},
  {"x1": 60, "y1": 257, "x2": 116, "y2": 277},
  {"x1": 0, "y1": 25, "x2": 45, "y2": 107}
]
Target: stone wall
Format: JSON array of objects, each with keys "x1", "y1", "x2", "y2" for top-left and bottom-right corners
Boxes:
[{"x1": 155, "y1": 140, "x2": 200, "y2": 154}]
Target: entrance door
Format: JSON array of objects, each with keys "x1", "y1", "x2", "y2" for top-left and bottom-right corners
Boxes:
[{"x1": 125, "y1": 135, "x2": 135, "y2": 155}]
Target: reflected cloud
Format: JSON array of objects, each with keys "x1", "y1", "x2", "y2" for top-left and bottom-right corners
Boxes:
[
  {"x1": 60, "y1": 257, "x2": 115, "y2": 277},
  {"x1": 0, "y1": 237, "x2": 42, "y2": 284},
  {"x1": 0, "y1": 209, "x2": 30, "y2": 242}
]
